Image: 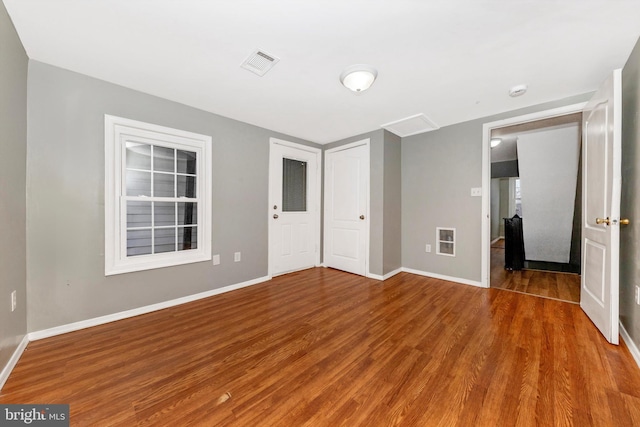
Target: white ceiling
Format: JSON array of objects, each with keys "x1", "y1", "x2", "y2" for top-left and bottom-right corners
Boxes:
[{"x1": 4, "y1": 1, "x2": 640, "y2": 144}]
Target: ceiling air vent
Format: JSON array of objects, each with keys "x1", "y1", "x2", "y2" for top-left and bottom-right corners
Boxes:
[
  {"x1": 240, "y1": 49, "x2": 280, "y2": 76},
  {"x1": 381, "y1": 113, "x2": 439, "y2": 137}
]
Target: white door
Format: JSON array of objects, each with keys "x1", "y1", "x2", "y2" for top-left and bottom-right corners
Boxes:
[
  {"x1": 581, "y1": 69, "x2": 622, "y2": 345},
  {"x1": 269, "y1": 139, "x2": 320, "y2": 276},
  {"x1": 324, "y1": 141, "x2": 369, "y2": 276}
]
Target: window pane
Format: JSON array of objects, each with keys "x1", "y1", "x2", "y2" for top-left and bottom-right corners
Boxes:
[
  {"x1": 177, "y1": 150, "x2": 197, "y2": 174},
  {"x1": 282, "y1": 158, "x2": 307, "y2": 212},
  {"x1": 177, "y1": 175, "x2": 196, "y2": 198},
  {"x1": 153, "y1": 173, "x2": 175, "y2": 197},
  {"x1": 126, "y1": 170, "x2": 151, "y2": 196},
  {"x1": 154, "y1": 228, "x2": 176, "y2": 253},
  {"x1": 177, "y1": 202, "x2": 197, "y2": 225},
  {"x1": 127, "y1": 201, "x2": 152, "y2": 228},
  {"x1": 153, "y1": 146, "x2": 174, "y2": 172},
  {"x1": 126, "y1": 142, "x2": 151, "y2": 170},
  {"x1": 154, "y1": 202, "x2": 175, "y2": 226},
  {"x1": 178, "y1": 226, "x2": 197, "y2": 251},
  {"x1": 127, "y1": 229, "x2": 152, "y2": 256}
]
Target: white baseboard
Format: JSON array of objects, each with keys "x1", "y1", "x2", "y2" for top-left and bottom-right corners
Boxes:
[
  {"x1": 368, "y1": 267, "x2": 403, "y2": 281},
  {"x1": 401, "y1": 267, "x2": 483, "y2": 288},
  {"x1": 620, "y1": 321, "x2": 640, "y2": 369},
  {"x1": 0, "y1": 334, "x2": 29, "y2": 391},
  {"x1": 491, "y1": 237, "x2": 503, "y2": 244},
  {"x1": 29, "y1": 275, "x2": 270, "y2": 341}
]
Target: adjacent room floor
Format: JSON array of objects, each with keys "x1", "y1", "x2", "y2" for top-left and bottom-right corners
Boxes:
[
  {"x1": 2, "y1": 268, "x2": 638, "y2": 426},
  {"x1": 490, "y1": 238, "x2": 581, "y2": 303}
]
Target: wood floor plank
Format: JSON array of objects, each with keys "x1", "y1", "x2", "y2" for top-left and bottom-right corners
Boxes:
[{"x1": 1, "y1": 268, "x2": 639, "y2": 426}]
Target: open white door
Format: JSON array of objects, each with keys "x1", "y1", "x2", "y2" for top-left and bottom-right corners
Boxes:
[
  {"x1": 269, "y1": 139, "x2": 321, "y2": 276},
  {"x1": 581, "y1": 69, "x2": 622, "y2": 345},
  {"x1": 324, "y1": 141, "x2": 369, "y2": 276}
]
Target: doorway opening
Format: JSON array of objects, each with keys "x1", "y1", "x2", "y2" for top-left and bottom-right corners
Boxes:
[{"x1": 482, "y1": 105, "x2": 586, "y2": 303}]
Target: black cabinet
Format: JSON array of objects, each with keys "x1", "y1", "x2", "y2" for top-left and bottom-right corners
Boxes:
[{"x1": 504, "y1": 215, "x2": 525, "y2": 270}]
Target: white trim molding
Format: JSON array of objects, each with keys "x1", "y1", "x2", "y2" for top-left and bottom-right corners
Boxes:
[
  {"x1": 620, "y1": 322, "x2": 640, "y2": 369},
  {"x1": 368, "y1": 267, "x2": 402, "y2": 281},
  {"x1": 0, "y1": 335, "x2": 29, "y2": 391},
  {"x1": 402, "y1": 267, "x2": 483, "y2": 288},
  {"x1": 481, "y1": 102, "x2": 587, "y2": 288},
  {"x1": 104, "y1": 115, "x2": 212, "y2": 276}
]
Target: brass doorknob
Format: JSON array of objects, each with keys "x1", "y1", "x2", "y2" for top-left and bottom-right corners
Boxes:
[
  {"x1": 595, "y1": 217, "x2": 610, "y2": 225},
  {"x1": 620, "y1": 218, "x2": 630, "y2": 225},
  {"x1": 359, "y1": 215, "x2": 365, "y2": 220}
]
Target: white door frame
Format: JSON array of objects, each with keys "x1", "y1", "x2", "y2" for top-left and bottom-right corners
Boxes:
[
  {"x1": 481, "y1": 102, "x2": 587, "y2": 288},
  {"x1": 268, "y1": 138, "x2": 322, "y2": 278},
  {"x1": 323, "y1": 139, "x2": 371, "y2": 277}
]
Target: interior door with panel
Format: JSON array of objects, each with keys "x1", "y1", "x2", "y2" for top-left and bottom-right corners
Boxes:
[
  {"x1": 324, "y1": 141, "x2": 369, "y2": 276},
  {"x1": 581, "y1": 69, "x2": 623, "y2": 344},
  {"x1": 269, "y1": 140, "x2": 320, "y2": 276}
]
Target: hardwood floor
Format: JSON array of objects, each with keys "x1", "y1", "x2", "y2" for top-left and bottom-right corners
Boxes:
[
  {"x1": 491, "y1": 239, "x2": 581, "y2": 303},
  {"x1": 2, "y1": 268, "x2": 639, "y2": 426}
]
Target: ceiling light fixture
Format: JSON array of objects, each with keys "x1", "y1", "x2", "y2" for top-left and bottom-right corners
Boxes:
[
  {"x1": 340, "y1": 64, "x2": 378, "y2": 92},
  {"x1": 509, "y1": 84, "x2": 528, "y2": 97},
  {"x1": 490, "y1": 138, "x2": 502, "y2": 148}
]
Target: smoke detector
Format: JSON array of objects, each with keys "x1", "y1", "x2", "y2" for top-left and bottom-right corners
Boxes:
[
  {"x1": 241, "y1": 49, "x2": 280, "y2": 76},
  {"x1": 509, "y1": 84, "x2": 528, "y2": 97}
]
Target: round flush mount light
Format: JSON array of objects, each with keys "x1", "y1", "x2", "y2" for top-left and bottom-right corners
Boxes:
[
  {"x1": 490, "y1": 138, "x2": 502, "y2": 148},
  {"x1": 340, "y1": 64, "x2": 378, "y2": 92},
  {"x1": 509, "y1": 84, "x2": 528, "y2": 97}
]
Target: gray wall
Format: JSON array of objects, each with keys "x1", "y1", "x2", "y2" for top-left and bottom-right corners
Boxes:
[
  {"x1": 324, "y1": 129, "x2": 402, "y2": 277},
  {"x1": 621, "y1": 36, "x2": 640, "y2": 352},
  {"x1": 0, "y1": 2, "x2": 28, "y2": 376},
  {"x1": 26, "y1": 61, "x2": 319, "y2": 332},
  {"x1": 402, "y1": 93, "x2": 591, "y2": 283},
  {"x1": 382, "y1": 131, "x2": 402, "y2": 275}
]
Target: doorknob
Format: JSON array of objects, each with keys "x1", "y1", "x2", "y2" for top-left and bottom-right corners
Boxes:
[
  {"x1": 273, "y1": 214, "x2": 279, "y2": 219},
  {"x1": 359, "y1": 215, "x2": 365, "y2": 220},
  {"x1": 620, "y1": 218, "x2": 631, "y2": 225},
  {"x1": 595, "y1": 217, "x2": 610, "y2": 225}
]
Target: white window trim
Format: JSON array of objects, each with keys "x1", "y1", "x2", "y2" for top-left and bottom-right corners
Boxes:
[{"x1": 105, "y1": 115, "x2": 212, "y2": 275}]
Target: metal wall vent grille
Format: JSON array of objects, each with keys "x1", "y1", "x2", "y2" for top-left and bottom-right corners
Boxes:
[{"x1": 241, "y1": 49, "x2": 280, "y2": 76}]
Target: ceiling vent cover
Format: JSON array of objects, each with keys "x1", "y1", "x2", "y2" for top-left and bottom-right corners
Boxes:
[
  {"x1": 241, "y1": 49, "x2": 280, "y2": 76},
  {"x1": 381, "y1": 113, "x2": 439, "y2": 137}
]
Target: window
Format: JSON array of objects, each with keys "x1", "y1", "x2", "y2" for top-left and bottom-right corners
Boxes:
[
  {"x1": 282, "y1": 158, "x2": 307, "y2": 212},
  {"x1": 436, "y1": 227, "x2": 456, "y2": 257},
  {"x1": 105, "y1": 115, "x2": 212, "y2": 275}
]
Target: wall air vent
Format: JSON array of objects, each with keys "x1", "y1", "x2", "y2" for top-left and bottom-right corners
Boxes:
[
  {"x1": 381, "y1": 113, "x2": 439, "y2": 138},
  {"x1": 240, "y1": 49, "x2": 280, "y2": 76}
]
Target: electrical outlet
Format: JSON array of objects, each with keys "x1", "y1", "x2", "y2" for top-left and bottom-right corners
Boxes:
[
  {"x1": 234, "y1": 252, "x2": 241, "y2": 262},
  {"x1": 11, "y1": 290, "x2": 16, "y2": 312},
  {"x1": 636, "y1": 286, "x2": 640, "y2": 305},
  {"x1": 425, "y1": 244, "x2": 431, "y2": 253},
  {"x1": 471, "y1": 187, "x2": 482, "y2": 197},
  {"x1": 212, "y1": 254, "x2": 220, "y2": 265}
]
